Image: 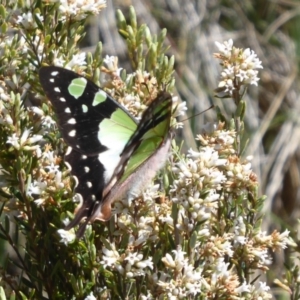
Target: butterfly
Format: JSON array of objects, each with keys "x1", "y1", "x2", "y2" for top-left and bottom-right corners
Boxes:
[{"x1": 39, "y1": 66, "x2": 173, "y2": 237}]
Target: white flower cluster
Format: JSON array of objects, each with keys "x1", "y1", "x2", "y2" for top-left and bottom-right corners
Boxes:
[
  {"x1": 26, "y1": 150, "x2": 65, "y2": 206},
  {"x1": 170, "y1": 147, "x2": 226, "y2": 231},
  {"x1": 100, "y1": 242, "x2": 153, "y2": 278},
  {"x1": 6, "y1": 128, "x2": 43, "y2": 151},
  {"x1": 157, "y1": 248, "x2": 203, "y2": 298},
  {"x1": 215, "y1": 39, "x2": 263, "y2": 95},
  {"x1": 47, "y1": 0, "x2": 106, "y2": 20},
  {"x1": 103, "y1": 55, "x2": 123, "y2": 77},
  {"x1": 53, "y1": 52, "x2": 87, "y2": 69},
  {"x1": 16, "y1": 12, "x2": 44, "y2": 29},
  {"x1": 28, "y1": 106, "x2": 56, "y2": 132}
]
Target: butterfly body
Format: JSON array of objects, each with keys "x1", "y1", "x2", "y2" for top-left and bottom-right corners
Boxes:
[{"x1": 39, "y1": 66, "x2": 172, "y2": 237}]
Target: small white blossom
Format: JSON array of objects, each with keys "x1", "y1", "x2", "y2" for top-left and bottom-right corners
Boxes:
[
  {"x1": 17, "y1": 12, "x2": 44, "y2": 29},
  {"x1": 103, "y1": 55, "x2": 121, "y2": 73},
  {"x1": 66, "y1": 52, "x2": 86, "y2": 69},
  {"x1": 84, "y1": 292, "x2": 96, "y2": 300},
  {"x1": 6, "y1": 133, "x2": 20, "y2": 149},
  {"x1": 45, "y1": 163, "x2": 60, "y2": 176},
  {"x1": 27, "y1": 180, "x2": 47, "y2": 196},
  {"x1": 215, "y1": 39, "x2": 233, "y2": 57},
  {"x1": 34, "y1": 198, "x2": 46, "y2": 206},
  {"x1": 57, "y1": 229, "x2": 76, "y2": 245},
  {"x1": 100, "y1": 243, "x2": 120, "y2": 268},
  {"x1": 29, "y1": 106, "x2": 44, "y2": 116},
  {"x1": 41, "y1": 115, "x2": 56, "y2": 128},
  {"x1": 6, "y1": 129, "x2": 42, "y2": 150},
  {"x1": 236, "y1": 282, "x2": 251, "y2": 293}
]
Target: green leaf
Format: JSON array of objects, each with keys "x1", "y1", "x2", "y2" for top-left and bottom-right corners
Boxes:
[
  {"x1": 116, "y1": 10, "x2": 127, "y2": 32},
  {"x1": 129, "y1": 6, "x2": 137, "y2": 31},
  {"x1": 0, "y1": 4, "x2": 6, "y2": 18}
]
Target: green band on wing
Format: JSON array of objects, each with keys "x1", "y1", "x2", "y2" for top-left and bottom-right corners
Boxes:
[
  {"x1": 92, "y1": 90, "x2": 107, "y2": 106},
  {"x1": 98, "y1": 108, "x2": 137, "y2": 146},
  {"x1": 68, "y1": 77, "x2": 87, "y2": 99}
]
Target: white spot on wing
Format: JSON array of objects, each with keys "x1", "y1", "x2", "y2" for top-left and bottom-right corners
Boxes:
[
  {"x1": 50, "y1": 78, "x2": 54, "y2": 82},
  {"x1": 65, "y1": 107, "x2": 71, "y2": 113},
  {"x1": 87, "y1": 181, "x2": 92, "y2": 188},
  {"x1": 73, "y1": 176, "x2": 79, "y2": 187},
  {"x1": 84, "y1": 166, "x2": 90, "y2": 173},
  {"x1": 69, "y1": 130, "x2": 76, "y2": 137},
  {"x1": 65, "y1": 161, "x2": 72, "y2": 170},
  {"x1": 60, "y1": 97, "x2": 66, "y2": 102},
  {"x1": 82, "y1": 104, "x2": 88, "y2": 113},
  {"x1": 81, "y1": 155, "x2": 87, "y2": 159},
  {"x1": 51, "y1": 71, "x2": 59, "y2": 76},
  {"x1": 98, "y1": 149, "x2": 123, "y2": 183},
  {"x1": 91, "y1": 195, "x2": 96, "y2": 200},
  {"x1": 65, "y1": 146, "x2": 72, "y2": 155},
  {"x1": 54, "y1": 87, "x2": 61, "y2": 93},
  {"x1": 68, "y1": 118, "x2": 76, "y2": 124}
]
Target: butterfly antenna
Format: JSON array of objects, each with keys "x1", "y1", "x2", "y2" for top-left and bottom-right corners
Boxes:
[{"x1": 180, "y1": 104, "x2": 215, "y2": 122}]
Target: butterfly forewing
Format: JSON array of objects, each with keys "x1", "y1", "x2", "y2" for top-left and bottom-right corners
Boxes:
[{"x1": 39, "y1": 66, "x2": 137, "y2": 155}]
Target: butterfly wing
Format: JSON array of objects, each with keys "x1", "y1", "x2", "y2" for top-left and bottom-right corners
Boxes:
[
  {"x1": 86, "y1": 91, "x2": 173, "y2": 224},
  {"x1": 39, "y1": 66, "x2": 137, "y2": 232}
]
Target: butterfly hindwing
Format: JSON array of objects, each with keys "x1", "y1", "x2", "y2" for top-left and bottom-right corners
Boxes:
[
  {"x1": 95, "y1": 91, "x2": 173, "y2": 222},
  {"x1": 120, "y1": 91, "x2": 172, "y2": 182}
]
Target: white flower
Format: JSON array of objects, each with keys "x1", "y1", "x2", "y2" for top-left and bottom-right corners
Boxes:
[
  {"x1": 45, "y1": 163, "x2": 60, "y2": 176},
  {"x1": 42, "y1": 115, "x2": 56, "y2": 128},
  {"x1": 27, "y1": 134, "x2": 43, "y2": 144},
  {"x1": 57, "y1": 229, "x2": 76, "y2": 245},
  {"x1": 51, "y1": 0, "x2": 106, "y2": 21},
  {"x1": 125, "y1": 252, "x2": 143, "y2": 265},
  {"x1": 6, "y1": 129, "x2": 42, "y2": 150},
  {"x1": 103, "y1": 55, "x2": 117, "y2": 70},
  {"x1": 55, "y1": 171, "x2": 64, "y2": 188},
  {"x1": 6, "y1": 133, "x2": 20, "y2": 149},
  {"x1": 29, "y1": 106, "x2": 44, "y2": 116},
  {"x1": 211, "y1": 258, "x2": 230, "y2": 285},
  {"x1": 236, "y1": 282, "x2": 251, "y2": 293},
  {"x1": 277, "y1": 229, "x2": 290, "y2": 249},
  {"x1": 257, "y1": 281, "x2": 270, "y2": 292},
  {"x1": 66, "y1": 52, "x2": 86, "y2": 69},
  {"x1": 17, "y1": 12, "x2": 44, "y2": 29},
  {"x1": 103, "y1": 55, "x2": 122, "y2": 76},
  {"x1": 43, "y1": 151, "x2": 56, "y2": 163},
  {"x1": 34, "y1": 198, "x2": 46, "y2": 206},
  {"x1": 215, "y1": 39, "x2": 233, "y2": 57},
  {"x1": 84, "y1": 292, "x2": 96, "y2": 300},
  {"x1": 224, "y1": 79, "x2": 235, "y2": 94},
  {"x1": 100, "y1": 243, "x2": 120, "y2": 268},
  {"x1": 135, "y1": 257, "x2": 153, "y2": 270},
  {"x1": 27, "y1": 180, "x2": 47, "y2": 196},
  {"x1": 172, "y1": 96, "x2": 187, "y2": 117}
]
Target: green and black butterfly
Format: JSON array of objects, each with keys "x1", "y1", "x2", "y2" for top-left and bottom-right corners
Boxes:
[{"x1": 39, "y1": 66, "x2": 172, "y2": 237}]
